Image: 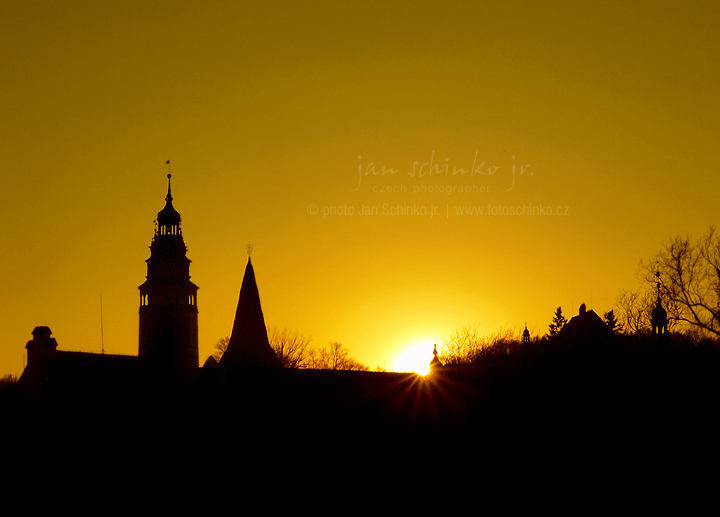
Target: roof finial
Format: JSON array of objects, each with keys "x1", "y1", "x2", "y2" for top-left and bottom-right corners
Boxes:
[
  {"x1": 246, "y1": 243, "x2": 253, "y2": 257},
  {"x1": 166, "y1": 173, "x2": 172, "y2": 202}
]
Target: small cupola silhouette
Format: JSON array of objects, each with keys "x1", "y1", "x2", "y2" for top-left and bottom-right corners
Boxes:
[
  {"x1": 429, "y1": 343, "x2": 443, "y2": 371},
  {"x1": 522, "y1": 323, "x2": 530, "y2": 345},
  {"x1": 651, "y1": 271, "x2": 669, "y2": 337},
  {"x1": 26, "y1": 326, "x2": 58, "y2": 364}
]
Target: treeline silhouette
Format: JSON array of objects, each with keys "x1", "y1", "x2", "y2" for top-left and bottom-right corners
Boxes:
[
  {"x1": 211, "y1": 327, "x2": 370, "y2": 370},
  {"x1": 432, "y1": 313, "x2": 720, "y2": 447}
]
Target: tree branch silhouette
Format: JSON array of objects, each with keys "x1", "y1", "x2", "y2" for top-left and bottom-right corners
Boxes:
[{"x1": 640, "y1": 226, "x2": 720, "y2": 337}]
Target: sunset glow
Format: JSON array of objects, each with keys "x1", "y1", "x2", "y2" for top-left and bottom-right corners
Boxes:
[
  {"x1": 2, "y1": 1, "x2": 719, "y2": 379},
  {"x1": 393, "y1": 342, "x2": 435, "y2": 376}
]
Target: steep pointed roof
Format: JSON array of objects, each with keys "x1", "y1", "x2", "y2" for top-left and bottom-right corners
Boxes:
[{"x1": 219, "y1": 257, "x2": 283, "y2": 368}]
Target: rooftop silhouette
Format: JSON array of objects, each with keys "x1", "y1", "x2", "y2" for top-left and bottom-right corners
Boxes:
[{"x1": 218, "y1": 257, "x2": 283, "y2": 369}]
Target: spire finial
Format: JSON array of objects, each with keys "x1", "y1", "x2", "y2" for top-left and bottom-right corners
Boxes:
[
  {"x1": 246, "y1": 243, "x2": 253, "y2": 257},
  {"x1": 166, "y1": 173, "x2": 172, "y2": 201}
]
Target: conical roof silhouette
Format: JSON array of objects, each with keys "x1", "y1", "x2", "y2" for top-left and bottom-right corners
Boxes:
[{"x1": 219, "y1": 257, "x2": 283, "y2": 368}]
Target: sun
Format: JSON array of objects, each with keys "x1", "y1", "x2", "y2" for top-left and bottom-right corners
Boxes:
[{"x1": 392, "y1": 341, "x2": 436, "y2": 376}]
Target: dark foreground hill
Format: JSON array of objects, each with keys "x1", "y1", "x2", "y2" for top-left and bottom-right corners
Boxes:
[{"x1": 6, "y1": 333, "x2": 720, "y2": 468}]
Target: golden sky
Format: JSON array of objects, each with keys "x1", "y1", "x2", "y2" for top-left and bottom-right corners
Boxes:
[{"x1": 2, "y1": 1, "x2": 719, "y2": 375}]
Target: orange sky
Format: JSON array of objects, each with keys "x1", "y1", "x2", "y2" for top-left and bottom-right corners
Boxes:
[{"x1": 2, "y1": 1, "x2": 719, "y2": 376}]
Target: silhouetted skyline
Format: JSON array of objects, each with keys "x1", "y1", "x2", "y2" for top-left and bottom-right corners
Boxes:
[{"x1": 2, "y1": 1, "x2": 719, "y2": 377}]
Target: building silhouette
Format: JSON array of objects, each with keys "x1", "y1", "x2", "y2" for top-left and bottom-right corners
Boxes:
[
  {"x1": 651, "y1": 297, "x2": 669, "y2": 336},
  {"x1": 13, "y1": 177, "x2": 208, "y2": 411},
  {"x1": 14, "y1": 174, "x2": 716, "y2": 453},
  {"x1": 559, "y1": 303, "x2": 613, "y2": 343},
  {"x1": 522, "y1": 324, "x2": 530, "y2": 345},
  {"x1": 138, "y1": 174, "x2": 199, "y2": 380},
  {"x1": 218, "y1": 256, "x2": 283, "y2": 369},
  {"x1": 429, "y1": 343, "x2": 443, "y2": 371},
  {"x1": 651, "y1": 274, "x2": 669, "y2": 337},
  {"x1": 15, "y1": 176, "x2": 401, "y2": 423}
]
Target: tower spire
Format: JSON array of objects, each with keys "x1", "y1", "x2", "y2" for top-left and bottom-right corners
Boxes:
[
  {"x1": 429, "y1": 343, "x2": 443, "y2": 372},
  {"x1": 166, "y1": 173, "x2": 172, "y2": 202},
  {"x1": 219, "y1": 257, "x2": 282, "y2": 369}
]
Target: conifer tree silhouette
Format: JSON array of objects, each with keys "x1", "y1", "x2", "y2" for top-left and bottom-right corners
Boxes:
[{"x1": 548, "y1": 306, "x2": 567, "y2": 338}]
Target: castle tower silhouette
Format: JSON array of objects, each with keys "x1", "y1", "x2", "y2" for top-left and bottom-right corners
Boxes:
[{"x1": 138, "y1": 174, "x2": 199, "y2": 379}]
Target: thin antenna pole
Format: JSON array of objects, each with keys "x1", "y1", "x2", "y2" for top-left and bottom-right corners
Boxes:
[{"x1": 100, "y1": 294, "x2": 105, "y2": 354}]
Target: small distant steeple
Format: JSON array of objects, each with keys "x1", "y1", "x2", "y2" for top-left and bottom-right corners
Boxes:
[
  {"x1": 522, "y1": 323, "x2": 530, "y2": 345},
  {"x1": 429, "y1": 343, "x2": 443, "y2": 371},
  {"x1": 651, "y1": 270, "x2": 669, "y2": 337}
]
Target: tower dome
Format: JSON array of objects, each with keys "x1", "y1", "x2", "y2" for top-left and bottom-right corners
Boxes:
[
  {"x1": 651, "y1": 296, "x2": 669, "y2": 336},
  {"x1": 156, "y1": 174, "x2": 181, "y2": 236}
]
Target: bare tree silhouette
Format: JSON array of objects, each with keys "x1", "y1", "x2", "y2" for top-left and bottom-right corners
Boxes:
[
  {"x1": 639, "y1": 226, "x2": 720, "y2": 337},
  {"x1": 615, "y1": 288, "x2": 654, "y2": 334},
  {"x1": 213, "y1": 330, "x2": 368, "y2": 369},
  {"x1": 267, "y1": 327, "x2": 312, "y2": 368},
  {"x1": 439, "y1": 325, "x2": 521, "y2": 364},
  {"x1": 439, "y1": 324, "x2": 484, "y2": 364},
  {"x1": 307, "y1": 342, "x2": 369, "y2": 371}
]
